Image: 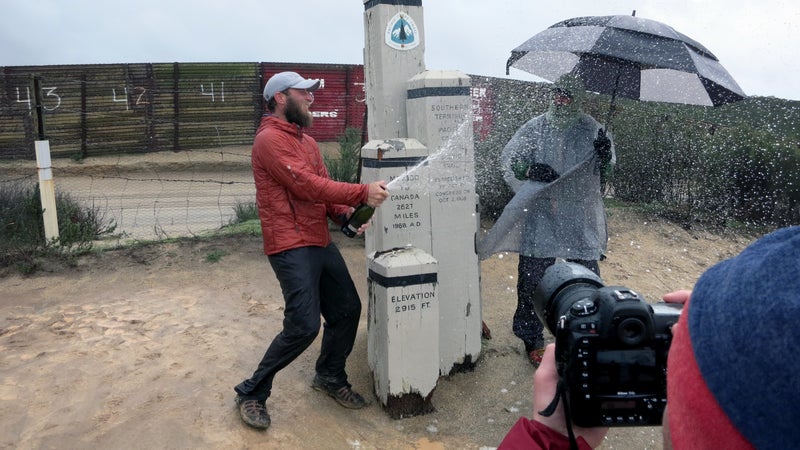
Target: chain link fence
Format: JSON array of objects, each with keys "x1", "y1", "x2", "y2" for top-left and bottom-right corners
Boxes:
[{"x1": 1, "y1": 146, "x2": 257, "y2": 244}]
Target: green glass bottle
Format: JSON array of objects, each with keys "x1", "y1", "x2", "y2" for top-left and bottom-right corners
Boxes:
[{"x1": 341, "y1": 204, "x2": 375, "y2": 237}]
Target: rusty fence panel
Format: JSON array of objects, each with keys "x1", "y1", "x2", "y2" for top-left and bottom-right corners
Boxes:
[
  {"x1": 0, "y1": 63, "x2": 503, "y2": 241},
  {"x1": 0, "y1": 62, "x2": 498, "y2": 161},
  {"x1": 0, "y1": 63, "x2": 263, "y2": 159}
]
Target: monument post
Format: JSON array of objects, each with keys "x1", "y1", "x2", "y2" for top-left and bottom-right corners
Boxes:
[
  {"x1": 406, "y1": 70, "x2": 482, "y2": 374},
  {"x1": 362, "y1": 0, "x2": 482, "y2": 416},
  {"x1": 362, "y1": 0, "x2": 425, "y2": 139},
  {"x1": 367, "y1": 247, "x2": 438, "y2": 418},
  {"x1": 363, "y1": 0, "x2": 438, "y2": 418},
  {"x1": 359, "y1": 139, "x2": 432, "y2": 256}
]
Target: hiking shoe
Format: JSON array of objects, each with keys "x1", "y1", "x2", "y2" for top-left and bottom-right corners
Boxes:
[
  {"x1": 524, "y1": 342, "x2": 546, "y2": 368},
  {"x1": 235, "y1": 396, "x2": 271, "y2": 429},
  {"x1": 528, "y1": 348, "x2": 546, "y2": 368},
  {"x1": 312, "y1": 377, "x2": 369, "y2": 409}
]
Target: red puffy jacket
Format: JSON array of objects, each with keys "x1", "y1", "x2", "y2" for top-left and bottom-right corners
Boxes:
[
  {"x1": 252, "y1": 116, "x2": 369, "y2": 255},
  {"x1": 498, "y1": 418, "x2": 592, "y2": 450}
]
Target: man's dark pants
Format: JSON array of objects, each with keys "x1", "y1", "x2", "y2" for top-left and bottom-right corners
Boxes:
[
  {"x1": 234, "y1": 243, "x2": 361, "y2": 402},
  {"x1": 513, "y1": 256, "x2": 599, "y2": 349}
]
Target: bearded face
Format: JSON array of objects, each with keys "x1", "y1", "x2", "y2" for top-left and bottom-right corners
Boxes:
[
  {"x1": 546, "y1": 76, "x2": 585, "y2": 129},
  {"x1": 547, "y1": 90, "x2": 581, "y2": 129},
  {"x1": 285, "y1": 94, "x2": 313, "y2": 128}
]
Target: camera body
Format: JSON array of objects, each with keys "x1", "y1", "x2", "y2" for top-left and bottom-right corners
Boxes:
[{"x1": 533, "y1": 262, "x2": 682, "y2": 427}]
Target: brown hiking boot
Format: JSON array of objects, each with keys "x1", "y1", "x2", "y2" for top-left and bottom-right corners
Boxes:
[
  {"x1": 235, "y1": 396, "x2": 271, "y2": 429},
  {"x1": 312, "y1": 377, "x2": 369, "y2": 409}
]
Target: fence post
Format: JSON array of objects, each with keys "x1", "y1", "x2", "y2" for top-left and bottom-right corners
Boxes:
[
  {"x1": 173, "y1": 62, "x2": 180, "y2": 151},
  {"x1": 145, "y1": 63, "x2": 157, "y2": 151},
  {"x1": 33, "y1": 76, "x2": 59, "y2": 241},
  {"x1": 80, "y1": 73, "x2": 88, "y2": 159}
]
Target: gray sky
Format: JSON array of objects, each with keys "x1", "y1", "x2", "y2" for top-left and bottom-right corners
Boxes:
[{"x1": 1, "y1": 0, "x2": 797, "y2": 100}]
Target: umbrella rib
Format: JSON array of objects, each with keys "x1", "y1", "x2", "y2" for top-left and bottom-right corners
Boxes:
[{"x1": 506, "y1": 51, "x2": 526, "y2": 75}]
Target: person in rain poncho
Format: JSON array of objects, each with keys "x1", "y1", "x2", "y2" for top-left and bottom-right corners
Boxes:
[{"x1": 477, "y1": 74, "x2": 615, "y2": 366}]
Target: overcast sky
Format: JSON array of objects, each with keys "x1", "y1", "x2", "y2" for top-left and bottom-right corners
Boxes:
[{"x1": 1, "y1": 0, "x2": 797, "y2": 100}]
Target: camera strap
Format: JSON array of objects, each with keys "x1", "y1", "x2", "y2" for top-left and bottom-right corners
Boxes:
[
  {"x1": 538, "y1": 374, "x2": 580, "y2": 450},
  {"x1": 538, "y1": 323, "x2": 581, "y2": 450}
]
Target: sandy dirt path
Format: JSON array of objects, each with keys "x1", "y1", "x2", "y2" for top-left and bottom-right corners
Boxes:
[{"x1": 0, "y1": 210, "x2": 753, "y2": 449}]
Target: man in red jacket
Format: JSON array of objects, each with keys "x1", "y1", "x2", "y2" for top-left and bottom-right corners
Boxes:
[{"x1": 234, "y1": 71, "x2": 388, "y2": 430}]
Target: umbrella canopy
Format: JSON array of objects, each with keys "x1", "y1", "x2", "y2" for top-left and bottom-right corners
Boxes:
[{"x1": 506, "y1": 15, "x2": 746, "y2": 108}]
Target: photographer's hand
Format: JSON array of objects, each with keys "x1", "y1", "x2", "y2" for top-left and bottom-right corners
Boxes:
[
  {"x1": 663, "y1": 290, "x2": 691, "y2": 305},
  {"x1": 533, "y1": 344, "x2": 609, "y2": 449}
]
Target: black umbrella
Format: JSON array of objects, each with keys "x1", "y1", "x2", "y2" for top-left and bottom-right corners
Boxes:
[{"x1": 506, "y1": 14, "x2": 746, "y2": 125}]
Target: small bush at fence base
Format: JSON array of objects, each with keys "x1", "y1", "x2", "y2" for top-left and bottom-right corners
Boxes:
[{"x1": 0, "y1": 181, "x2": 116, "y2": 273}]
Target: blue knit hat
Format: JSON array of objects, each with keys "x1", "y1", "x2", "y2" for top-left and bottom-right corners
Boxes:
[{"x1": 667, "y1": 226, "x2": 800, "y2": 449}]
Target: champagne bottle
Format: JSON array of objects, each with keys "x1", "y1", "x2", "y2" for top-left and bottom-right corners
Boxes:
[{"x1": 341, "y1": 204, "x2": 375, "y2": 238}]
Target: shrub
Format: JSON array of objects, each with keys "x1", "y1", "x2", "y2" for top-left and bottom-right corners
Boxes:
[
  {"x1": 0, "y1": 181, "x2": 116, "y2": 272},
  {"x1": 231, "y1": 201, "x2": 258, "y2": 224},
  {"x1": 325, "y1": 127, "x2": 362, "y2": 183}
]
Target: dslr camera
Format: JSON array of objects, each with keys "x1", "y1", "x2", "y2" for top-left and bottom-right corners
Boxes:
[{"x1": 533, "y1": 262, "x2": 682, "y2": 427}]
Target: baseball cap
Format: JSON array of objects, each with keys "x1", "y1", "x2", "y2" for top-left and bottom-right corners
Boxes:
[{"x1": 263, "y1": 71, "x2": 321, "y2": 101}]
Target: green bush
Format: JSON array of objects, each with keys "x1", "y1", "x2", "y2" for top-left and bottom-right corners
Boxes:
[
  {"x1": 231, "y1": 201, "x2": 258, "y2": 224},
  {"x1": 611, "y1": 101, "x2": 800, "y2": 227},
  {"x1": 325, "y1": 127, "x2": 362, "y2": 183},
  {"x1": 0, "y1": 181, "x2": 116, "y2": 272}
]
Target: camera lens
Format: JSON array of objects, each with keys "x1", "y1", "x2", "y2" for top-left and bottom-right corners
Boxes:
[
  {"x1": 617, "y1": 317, "x2": 646, "y2": 345},
  {"x1": 533, "y1": 262, "x2": 604, "y2": 332}
]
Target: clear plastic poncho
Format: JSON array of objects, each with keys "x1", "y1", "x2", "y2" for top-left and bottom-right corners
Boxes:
[{"x1": 477, "y1": 109, "x2": 615, "y2": 261}]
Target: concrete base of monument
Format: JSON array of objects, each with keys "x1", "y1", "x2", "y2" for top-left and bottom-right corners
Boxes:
[
  {"x1": 443, "y1": 354, "x2": 477, "y2": 376},
  {"x1": 384, "y1": 390, "x2": 436, "y2": 419}
]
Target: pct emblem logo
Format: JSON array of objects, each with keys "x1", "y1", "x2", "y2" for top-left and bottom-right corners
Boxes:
[{"x1": 385, "y1": 12, "x2": 419, "y2": 50}]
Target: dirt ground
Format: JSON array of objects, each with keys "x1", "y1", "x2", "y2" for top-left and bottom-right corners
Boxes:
[{"x1": 0, "y1": 209, "x2": 754, "y2": 450}]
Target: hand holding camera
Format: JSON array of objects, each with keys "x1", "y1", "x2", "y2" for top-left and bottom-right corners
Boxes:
[
  {"x1": 533, "y1": 344, "x2": 610, "y2": 448},
  {"x1": 532, "y1": 262, "x2": 682, "y2": 428}
]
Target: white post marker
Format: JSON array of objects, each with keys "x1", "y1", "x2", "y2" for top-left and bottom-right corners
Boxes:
[
  {"x1": 367, "y1": 246, "x2": 439, "y2": 418},
  {"x1": 406, "y1": 70, "x2": 482, "y2": 375},
  {"x1": 362, "y1": 0, "x2": 426, "y2": 139},
  {"x1": 35, "y1": 140, "x2": 59, "y2": 241},
  {"x1": 359, "y1": 138, "x2": 432, "y2": 257}
]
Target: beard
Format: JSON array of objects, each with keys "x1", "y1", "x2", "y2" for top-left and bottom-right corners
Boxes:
[{"x1": 285, "y1": 96, "x2": 313, "y2": 128}]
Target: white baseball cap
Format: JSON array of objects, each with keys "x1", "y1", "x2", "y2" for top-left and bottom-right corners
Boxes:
[{"x1": 263, "y1": 71, "x2": 321, "y2": 101}]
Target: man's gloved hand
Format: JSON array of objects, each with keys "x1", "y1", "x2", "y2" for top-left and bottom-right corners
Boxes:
[
  {"x1": 529, "y1": 163, "x2": 560, "y2": 183},
  {"x1": 594, "y1": 128, "x2": 612, "y2": 160},
  {"x1": 512, "y1": 161, "x2": 530, "y2": 180}
]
